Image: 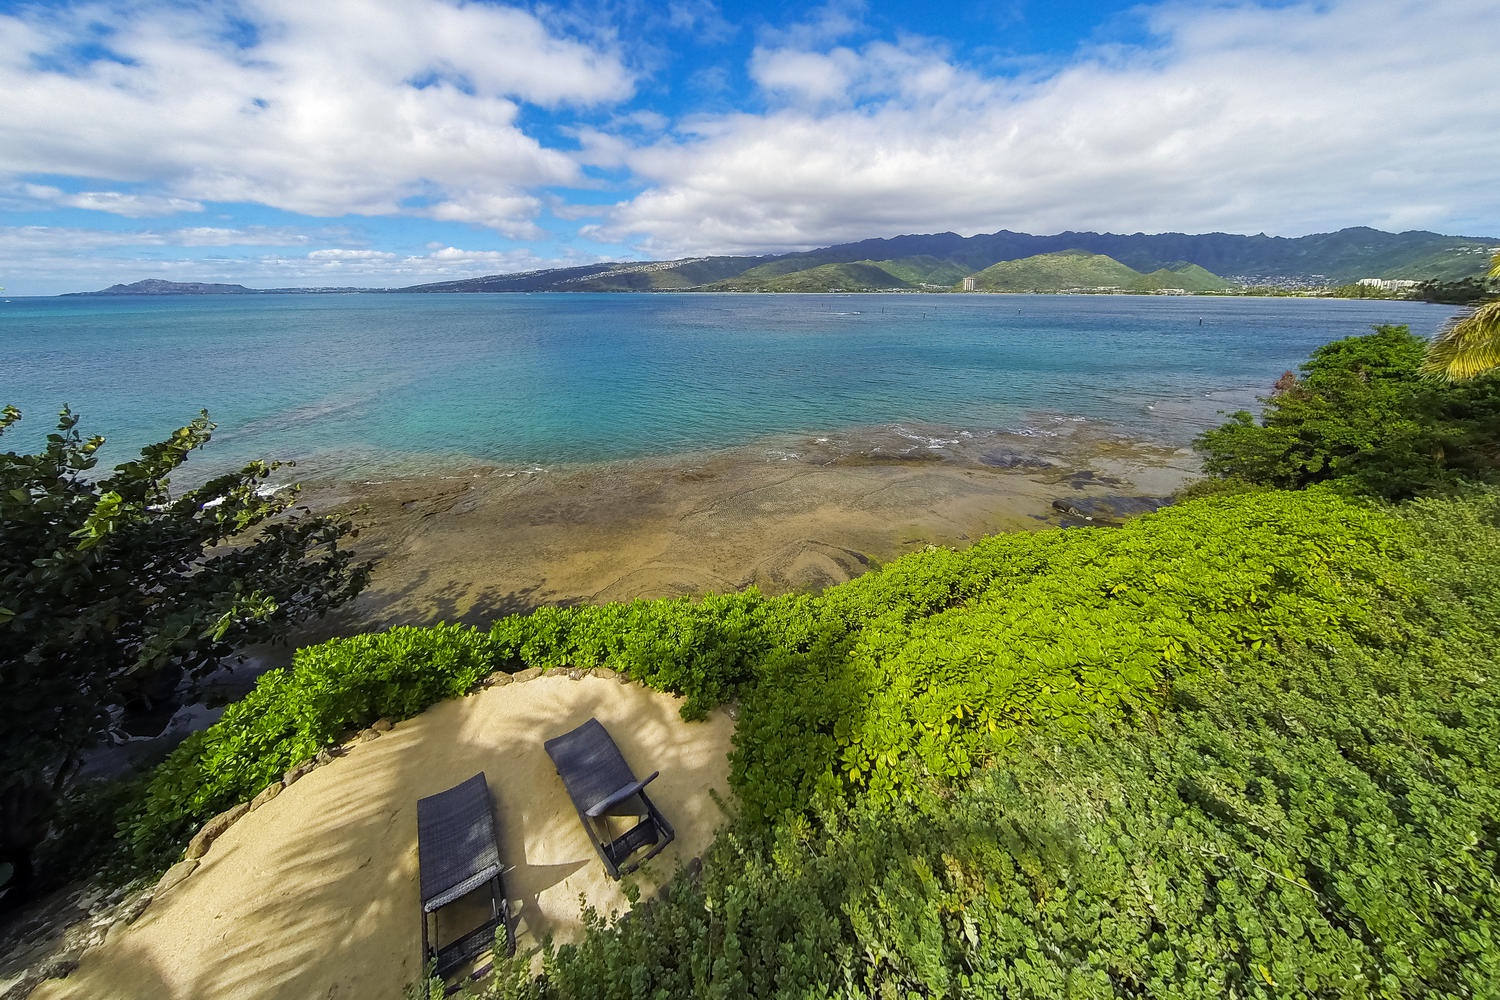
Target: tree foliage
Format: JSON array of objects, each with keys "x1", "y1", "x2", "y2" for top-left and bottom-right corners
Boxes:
[
  {"x1": 1194, "y1": 324, "x2": 1500, "y2": 498},
  {"x1": 0, "y1": 406, "x2": 369, "y2": 896}
]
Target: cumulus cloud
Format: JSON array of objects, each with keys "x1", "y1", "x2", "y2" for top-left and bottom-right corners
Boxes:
[
  {"x1": 419, "y1": 191, "x2": 547, "y2": 238},
  {"x1": 0, "y1": 0, "x2": 632, "y2": 231},
  {"x1": 597, "y1": 0, "x2": 1500, "y2": 256}
]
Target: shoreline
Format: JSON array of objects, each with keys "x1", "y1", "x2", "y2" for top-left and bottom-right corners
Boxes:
[
  {"x1": 99, "y1": 418, "x2": 1201, "y2": 763},
  {"x1": 293, "y1": 419, "x2": 1200, "y2": 637}
]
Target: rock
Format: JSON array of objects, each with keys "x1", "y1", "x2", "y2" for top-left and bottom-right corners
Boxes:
[
  {"x1": 154, "y1": 858, "x2": 199, "y2": 897},
  {"x1": 357, "y1": 728, "x2": 381, "y2": 743},
  {"x1": 593, "y1": 667, "x2": 618, "y2": 681},
  {"x1": 250, "y1": 782, "x2": 282, "y2": 811},
  {"x1": 1053, "y1": 494, "x2": 1169, "y2": 525},
  {"x1": 980, "y1": 449, "x2": 1055, "y2": 471},
  {"x1": 1051, "y1": 498, "x2": 1090, "y2": 518},
  {"x1": 314, "y1": 746, "x2": 344, "y2": 766},
  {"x1": 72, "y1": 888, "x2": 104, "y2": 912},
  {"x1": 567, "y1": 668, "x2": 587, "y2": 680},
  {"x1": 510, "y1": 667, "x2": 543, "y2": 683},
  {"x1": 484, "y1": 671, "x2": 513, "y2": 687},
  {"x1": 117, "y1": 891, "x2": 153, "y2": 925},
  {"x1": 371, "y1": 717, "x2": 394, "y2": 732},
  {"x1": 283, "y1": 761, "x2": 314, "y2": 786},
  {"x1": 184, "y1": 802, "x2": 249, "y2": 860},
  {"x1": 60, "y1": 917, "x2": 110, "y2": 953}
]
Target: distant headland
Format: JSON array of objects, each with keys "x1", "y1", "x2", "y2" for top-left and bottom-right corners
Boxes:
[
  {"x1": 67, "y1": 225, "x2": 1500, "y2": 297},
  {"x1": 65, "y1": 278, "x2": 379, "y2": 296}
]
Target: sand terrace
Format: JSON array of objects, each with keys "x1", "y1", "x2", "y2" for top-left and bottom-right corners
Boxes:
[{"x1": 32, "y1": 676, "x2": 734, "y2": 1000}]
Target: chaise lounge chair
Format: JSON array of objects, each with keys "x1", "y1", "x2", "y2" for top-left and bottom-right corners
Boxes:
[
  {"x1": 544, "y1": 718, "x2": 676, "y2": 879},
  {"x1": 416, "y1": 772, "x2": 514, "y2": 983}
]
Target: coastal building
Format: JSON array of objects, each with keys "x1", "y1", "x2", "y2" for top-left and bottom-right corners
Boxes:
[
  {"x1": 961, "y1": 276, "x2": 976, "y2": 292},
  {"x1": 1356, "y1": 277, "x2": 1421, "y2": 291}
]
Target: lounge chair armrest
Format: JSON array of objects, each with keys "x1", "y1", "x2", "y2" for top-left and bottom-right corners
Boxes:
[{"x1": 584, "y1": 771, "x2": 659, "y2": 818}]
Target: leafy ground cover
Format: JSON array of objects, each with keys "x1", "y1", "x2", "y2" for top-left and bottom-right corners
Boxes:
[{"x1": 460, "y1": 489, "x2": 1500, "y2": 1000}]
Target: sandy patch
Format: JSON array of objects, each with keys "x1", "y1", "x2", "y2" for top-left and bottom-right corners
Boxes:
[{"x1": 31, "y1": 676, "x2": 734, "y2": 1000}]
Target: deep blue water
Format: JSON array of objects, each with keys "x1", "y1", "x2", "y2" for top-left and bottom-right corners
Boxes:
[{"x1": 1, "y1": 292, "x2": 1452, "y2": 479}]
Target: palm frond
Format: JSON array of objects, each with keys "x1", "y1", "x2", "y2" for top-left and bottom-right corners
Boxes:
[{"x1": 1424, "y1": 298, "x2": 1500, "y2": 380}]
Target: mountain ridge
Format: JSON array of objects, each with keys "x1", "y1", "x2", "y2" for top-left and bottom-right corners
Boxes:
[{"x1": 70, "y1": 226, "x2": 1500, "y2": 296}]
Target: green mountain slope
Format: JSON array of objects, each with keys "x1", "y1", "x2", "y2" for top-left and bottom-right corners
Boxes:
[
  {"x1": 1129, "y1": 263, "x2": 1238, "y2": 293},
  {"x1": 872, "y1": 256, "x2": 973, "y2": 287},
  {"x1": 709, "y1": 261, "x2": 915, "y2": 292},
  {"x1": 969, "y1": 250, "x2": 1144, "y2": 292},
  {"x1": 738, "y1": 227, "x2": 1500, "y2": 287}
]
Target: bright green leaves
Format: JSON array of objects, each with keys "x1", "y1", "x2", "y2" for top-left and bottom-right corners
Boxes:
[
  {"x1": 515, "y1": 593, "x2": 1500, "y2": 1000},
  {"x1": 71, "y1": 490, "x2": 124, "y2": 550},
  {"x1": 726, "y1": 488, "x2": 1405, "y2": 826}
]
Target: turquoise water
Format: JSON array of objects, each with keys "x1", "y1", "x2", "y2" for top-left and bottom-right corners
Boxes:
[{"x1": 1, "y1": 292, "x2": 1452, "y2": 480}]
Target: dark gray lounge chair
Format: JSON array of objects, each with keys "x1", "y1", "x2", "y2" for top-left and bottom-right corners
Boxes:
[
  {"x1": 544, "y1": 718, "x2": 675, "y2": 879},
  {"x1": 417, "y1": 772, "x2": 514, "y2": 982}
]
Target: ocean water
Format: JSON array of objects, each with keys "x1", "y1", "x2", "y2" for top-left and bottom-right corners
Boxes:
[{"x1": 1, "y1": 292, "x2": 1452, "y2": 481}]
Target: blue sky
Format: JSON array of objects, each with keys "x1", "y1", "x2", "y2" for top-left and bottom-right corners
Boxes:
[{"x1": 0, "y1": 0, "x2": 1496, "y2": 295}]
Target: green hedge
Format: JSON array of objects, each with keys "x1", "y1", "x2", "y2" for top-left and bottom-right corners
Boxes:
[
  {"x1": 729, "y1": 487, "x2": 1405, "y2": 824},
  {"x1": 125, "y1": 623, "x2": 495, "y2": 862},
  {"x1": 483, "y1": 491, "x2": 1500, "y2": 1000},
  {"x1": 488, "y1": 590, "x2": 775, "y2": 720}
]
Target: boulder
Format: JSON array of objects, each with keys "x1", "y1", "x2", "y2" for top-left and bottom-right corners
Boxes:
[
  {"x1": 154, "y1": 858, "x2": 199, "y2": 897},
  {"x1": 184, "y1": 802, "x2": 249, "y2": 860},
  {"x1": 249, "y1": 782, "x2": 282, "y2": 811},
  {"x1": 283, "y1": 761, "x2": 314, "y2": 786}
]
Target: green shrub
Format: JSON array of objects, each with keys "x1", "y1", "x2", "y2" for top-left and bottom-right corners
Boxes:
[
  {"x1": 490, "y1": 591, "x2": 780, "y2": 720},
  {"x1": 1195, "y1": 324, "x2": 1500, "y2": 499},
  {"x1": 124, "y1": 623, "x2": 495, "y2": 863},
  {"x1": 730, "y1": 488, "x2": 1407, "y2": 824},
  {"x1": 486, "y1": 491, "x2": 1500, "y2": 1000}
]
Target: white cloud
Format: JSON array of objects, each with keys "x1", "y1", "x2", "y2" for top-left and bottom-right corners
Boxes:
[
  {"x1": 0, "y1": 0, "x2": 632, "y2": 231},
  {"x1": 307, "y1": 248, "x2": 399, "y2": 261},
  {"x1": 596, "y1": 0, "x2": 1500, "y2": 255},
  {"x1": 749, "y1": 46, "x2": 861, "y2": 105},
  {"x1": 17, "y1": 184, "x2": 204, "y2": 218},
  {"x1": 419, "y1": 192, "x2": 546, "y2": 238},
  {"x1": 758, "y1": 0, "x2": 868, "y2": 50},
  {"x1": 0, "y1": 224, "x2": 327, "y2": 251}
]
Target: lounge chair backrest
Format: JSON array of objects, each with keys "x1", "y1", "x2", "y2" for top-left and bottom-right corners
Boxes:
[{"x1": 544, "y1": 717, "x2": 675, "y2": 878}]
